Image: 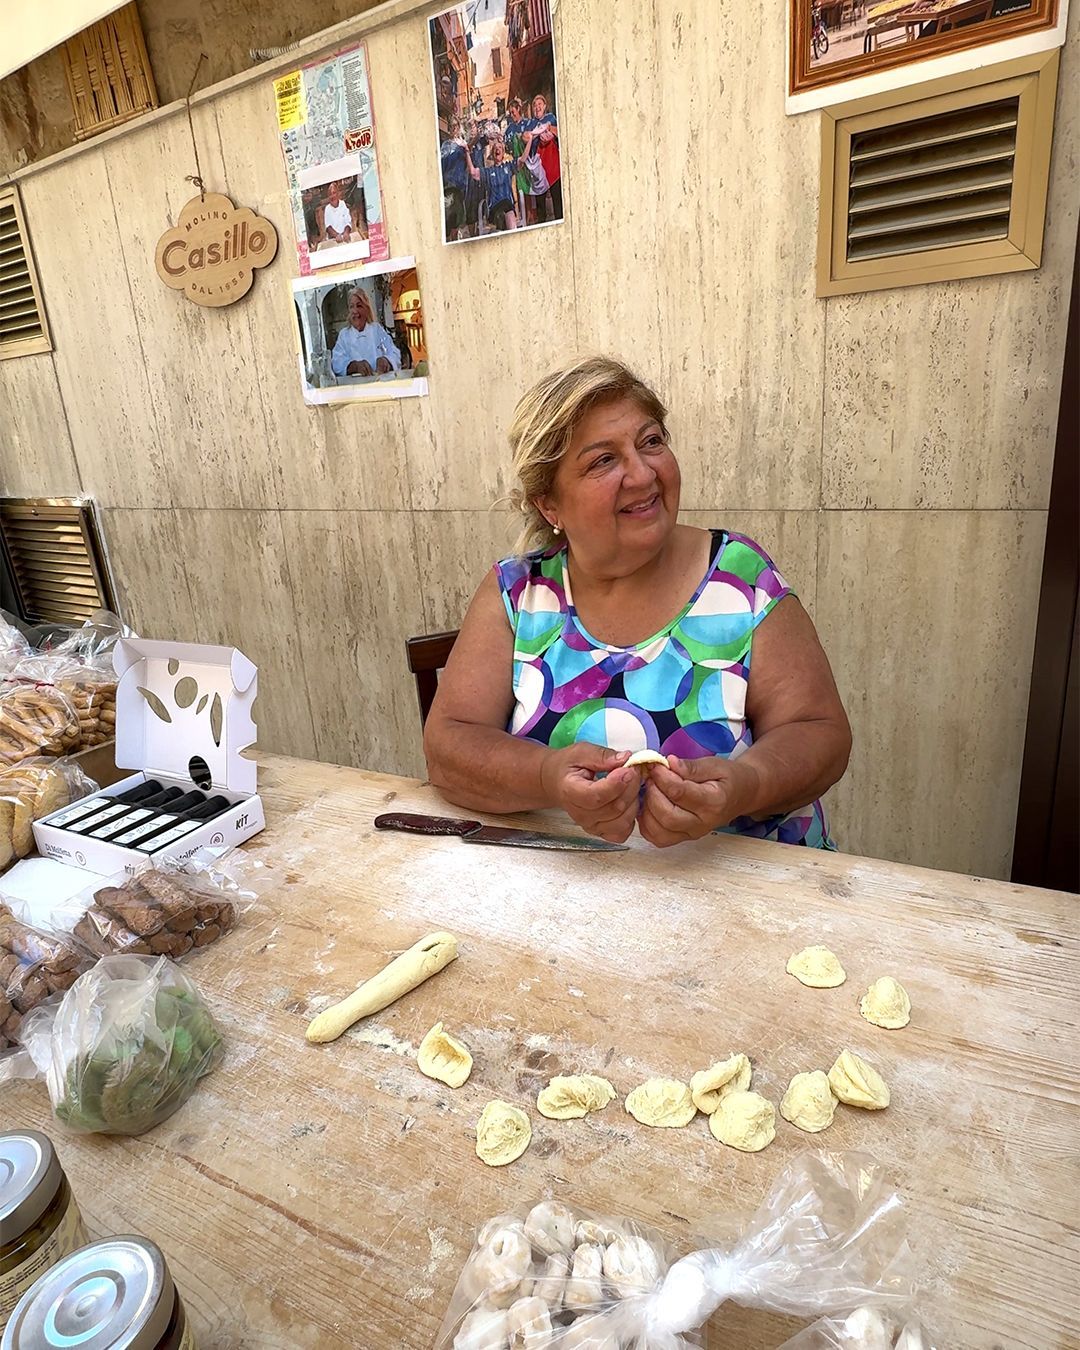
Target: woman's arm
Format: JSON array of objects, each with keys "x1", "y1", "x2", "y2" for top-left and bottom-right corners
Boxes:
[
  {"x1": 424, "y1": 571, "x2": 640, "y2": 838},
  {"x1": 638, "y1": 597, "x2": 851, "y2": 846}
]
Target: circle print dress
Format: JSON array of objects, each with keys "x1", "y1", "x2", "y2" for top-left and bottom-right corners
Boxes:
[{"x1": 494, "y1": 529, "x2": 835, "y2": 848}]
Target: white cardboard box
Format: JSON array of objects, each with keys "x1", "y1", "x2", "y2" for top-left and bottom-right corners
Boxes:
[{"x1": 32, "y1": 638, "x2": 264, "y2": 876}]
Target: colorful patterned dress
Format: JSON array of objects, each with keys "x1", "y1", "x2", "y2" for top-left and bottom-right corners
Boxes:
[{"x1": 495, "y1": 529, "x2": 835, "y2": 848}]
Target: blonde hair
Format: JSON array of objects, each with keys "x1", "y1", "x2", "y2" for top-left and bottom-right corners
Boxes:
[
  {"x1": 507, "y1": 356, "x2": 668, "y2": 554},
  {"x1": 346, "y1": 287, "x2": 375, "y2": 324}
]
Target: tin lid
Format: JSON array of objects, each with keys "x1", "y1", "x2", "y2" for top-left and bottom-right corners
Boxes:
[
  {"x1": 2, "y1": 1236, "x2": 175, "y2": 1350},
  {"x1": 0, "y1": 1130, "x2": 62, "y2": 1244}
]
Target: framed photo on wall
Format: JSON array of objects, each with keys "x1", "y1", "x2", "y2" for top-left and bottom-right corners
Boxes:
[{"x1": 787, "y1": 0, "x2": 1066, "y2": 111}]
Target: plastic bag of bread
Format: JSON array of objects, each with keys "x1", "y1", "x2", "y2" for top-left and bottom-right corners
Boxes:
[
  {"x1": 10, "y1": 611, "x2": 129, "y2": 751},
  {"x1": 0, "y1": 756, "x2": 98, "y2": 869},
  {"x1": 9, "y1": 953, "x2": 222, "y2": 1135},
  {"x1": 0, "y1": 684, "x2": 80, "y2": 766},
  {"x1": 778, "y1": 1307, "x2": 938, "y2": 1350},
  {"x1": 437, "y1": 1153, "x2": 916, "y2": 1348},
  {"x1": 0, "y1": 904, "x2": 88, "y2": 1053}
]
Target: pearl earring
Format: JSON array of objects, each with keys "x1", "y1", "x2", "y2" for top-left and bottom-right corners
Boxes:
[{"x1": 552, "y1": 524, "x2": 562, "y2": 535}]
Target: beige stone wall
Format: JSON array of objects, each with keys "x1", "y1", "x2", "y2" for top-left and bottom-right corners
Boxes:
[{"x1": 1, "y1": 1, "x2": 1076, "y2": 879}]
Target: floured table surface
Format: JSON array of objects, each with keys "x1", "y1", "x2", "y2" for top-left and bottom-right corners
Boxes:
[{"x1": 4, "y1": 755, "x2": 1077, "y2": 1348}]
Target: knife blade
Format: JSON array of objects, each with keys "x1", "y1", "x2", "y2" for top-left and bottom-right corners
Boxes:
[{"x1": 374, "y1": 812, "x2": 628, "y2": 852}]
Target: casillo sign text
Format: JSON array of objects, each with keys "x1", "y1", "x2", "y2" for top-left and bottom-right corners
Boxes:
[{"x1": 155, "y1": 192, "x2": 278, "y2": 308}]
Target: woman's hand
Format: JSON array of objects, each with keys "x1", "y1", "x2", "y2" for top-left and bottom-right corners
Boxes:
[
  {"x1": 540, "y1": 743, "x2": 638, "y2": 843},
  {"x1": 637, "y1": 755, "x2": 759, "y2": 848}
]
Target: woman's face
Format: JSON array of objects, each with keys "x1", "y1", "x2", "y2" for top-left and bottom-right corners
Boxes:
[
  {"x1": 539, "y1": 395, "x2": 680, "y2": 572},
  {"x1": 532, "y1": 96, "x2": 547, "y2": 117}
]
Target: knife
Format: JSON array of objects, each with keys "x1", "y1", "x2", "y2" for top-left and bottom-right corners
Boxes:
[{"x1": 373, "y1": 812, "x2": 628, "y2": 852}]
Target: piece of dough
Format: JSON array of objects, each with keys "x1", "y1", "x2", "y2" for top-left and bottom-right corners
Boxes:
[
  {"x1": 786, "y1": 944, "x2": 846, "y2": 988},
  {"x1": 779, "y1": 1070, "x2": 837, "y2": 1133},
  {"x1": 453, "y1": 1305, "x2": 508, "y2": 1350},
  {"x1": 417, "y1": 1021, "x2": 473, "y2": 1088},
  {"x1": 860, "y1": 976, "x2": 911, "y2": 1029},
  {"x1": 894, "y1": 1322, "x2": 927, "y2": 1350},
  {"x1": 689, "y1": 1053, "x2": 751, "y2": 1113},
  {"x1": 531, "y1": 1252, "x2": 569, "y2": 1311},
  {"x1": 536, "y1": 1073, "x2": 615, "y2": 1120},
  {"x1": 470, "y1": 1224, "x2": 532, "y2": 1302},
  {"x1": 305, "y1": 931, "x2": 458, "y2": 1043},
  {"x1": 836, "y1": 1306, "x2": 893, "y2": 1350},
  {"x1": 828, "y1": 1050, "x2": 890, "y2": 1110},
  {"x1": 574, "y1": 1218, "x2": 623, "y2": 1247},
  {"x1": 524, "y1": 1201, "x2": 576, "y2": 1257},
  {"x1": 708, "y1": 1090, "x2": 776, "y2": 1152},
  {"x1": 563, "y1": 1242, "x2": 604, "y2": 1311},
  {"x1": 476, "y1": 1101, "x2": 532, "y2": 1167},
  {"x1": 624, "y1": 1078, "x2": 696, "y2": 1128},
  {"x1": 603, "y1": 1234, "x2": 662, "y2": 1297},
  {"x1": 505, "y1": 1296, "x2": 553, "y2": 1348},
  {"x1": 624, "y1": 749, "x2": 669, "y2": 771}
]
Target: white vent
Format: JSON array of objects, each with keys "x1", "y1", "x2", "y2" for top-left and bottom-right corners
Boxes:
[{"x1": 847, "y1": 98, "x2": 1018, "y2": 262}]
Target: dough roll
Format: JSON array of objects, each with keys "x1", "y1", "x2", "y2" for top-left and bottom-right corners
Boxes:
[{"x1": 305, "y1": 931, "x2": 459, "y2": 1044}]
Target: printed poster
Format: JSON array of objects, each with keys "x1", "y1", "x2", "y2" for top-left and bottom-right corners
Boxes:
[
  {"x1": 427, "y1": 0, "x2": 564, "y2": 245},
  {"x1": 292, "y1": 257, "x2": 429, "y2": 405},
  {"x1": 275, "y1": 44, "x2": 389, "y2": 275}
]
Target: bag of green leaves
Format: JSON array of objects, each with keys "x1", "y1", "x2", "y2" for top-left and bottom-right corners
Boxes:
[{"x1": 11, "y1": 953, "x2": 222, "y2": 1134}]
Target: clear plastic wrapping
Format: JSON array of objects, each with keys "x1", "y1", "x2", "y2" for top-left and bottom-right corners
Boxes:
[
  {"x1": 438, "y1": 1201, "x2": 693, "y2": 1349},
  {"x1": 0, "y1": 684, "x2": 81, "y2": 766},
  {"x1": 13, "y1": 953, "x2": 223, "y2": 1134},
  {"x1": 7, "y1": 611, "x2": 130, "y2": 751},
  {"x1": 4, "y1": 846, "x2": 276, "y2": 961},
  {"x1": 778, "y1": 1307, "x2": 937, "y2": 1349},
  {"x1": 439, "y1": 1153, "x2": 918, "y2": 1349},
  {"x1": 0, "y1": 755, "x2": 98, "y2": 869},
  {"x1": 0, "y1": 904, "x2": 88, "y2": 1052}
]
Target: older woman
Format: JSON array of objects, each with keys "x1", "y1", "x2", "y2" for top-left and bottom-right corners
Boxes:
[
  {"x1": 330, "y1": 287, "x2": 401, "y2": 378},
  {"x1": 424, "y1": 358, "x2": 851, "y2": 848}
]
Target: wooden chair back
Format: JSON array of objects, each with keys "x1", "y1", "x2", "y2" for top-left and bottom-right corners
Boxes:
[{"x1": 405, "y1": 630, "x2": 459, "y2": 728}]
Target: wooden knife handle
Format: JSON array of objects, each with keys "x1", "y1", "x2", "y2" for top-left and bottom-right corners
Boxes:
[{"x1": 374, "y1": 812, "x2": 481, "y2": 837}]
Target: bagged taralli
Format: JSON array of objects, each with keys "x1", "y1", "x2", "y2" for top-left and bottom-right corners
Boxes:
[
  {"x1": 0, "y1": 683, "x2": 80, "y2": 765},
  {"x1": 777, "y1": 1307, "x2": 938, "y2": 1349},
  {"x1": 9, "y1": 611, "x2": 130, "y2": 751},
  {"x1": 11, "y1": 953, "x2": 222, "y2": 1134},
  {"x1": 437, "y1": 1154, "x2": 917, "y2": 1348},
  {"x1": 0, "y1": 756, "x2": 97, "y2": 868}
]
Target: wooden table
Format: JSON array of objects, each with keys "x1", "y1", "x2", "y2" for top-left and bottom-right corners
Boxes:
[{"x1": 4, "y1": 755, "x2": 1077, "y2": 1348}]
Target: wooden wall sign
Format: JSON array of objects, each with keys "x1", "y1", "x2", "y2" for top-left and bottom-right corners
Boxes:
[{"x1": 155, "y1": 192, "x2": 278, "y2": 308}]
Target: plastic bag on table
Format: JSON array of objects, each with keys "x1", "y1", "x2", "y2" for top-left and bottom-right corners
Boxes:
[
  {"x1": 644, "y1": 1152, "x2": 912, "y2": 1339},
  {"x1": 11, "y1": 953, "x2": 222, "y2": 1135},
  {"x1": 0, "y1": 903, "x2": 88, "y2": 1052},
  {"x1": 46, "y1": 610, "x2": 134, "y2": 674},
  {"x1": 437, "y1": 1200, "x2": 696, "y2": 1349},
  {"x1": 8, "y1": 846, "x2": 276, "y2": 962},
  {"x1": 0, "y1": 613, "x2": 32, "y2": 677},
  {"x1": 0, "y1": 683, "x2": 80, "y2": 767},
  {"x1": 0, "y1": 755, "x2": 98, "y2": 868},
  {"x1": 439, "y1": 1153, "x2": 914, "y2": 1349},
  {"x1": 777, "y1": 1307, "x2": 938, "y2": 1349}
]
